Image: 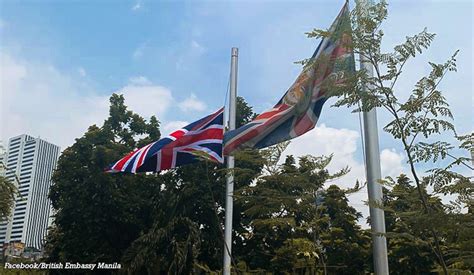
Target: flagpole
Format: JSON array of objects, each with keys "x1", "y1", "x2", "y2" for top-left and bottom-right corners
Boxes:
[
  {"x1": 359, "y1": 1, "x2": 389, "y2": 274},
  {"x1": 223, "y1": 47, "x2": 238, "y2": 275}
]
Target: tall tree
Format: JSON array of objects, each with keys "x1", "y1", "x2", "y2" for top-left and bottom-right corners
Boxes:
[
  {"x1": 233, "y1": 143, "x2": 370, "y2": 274},
  {"x1": 383, "y1": 174, "x2": 474, "y2": 273},
  {"x1": 319, "y1": 185, "x2": 371, "y2": 274},
  {"x1": 383, "y1": 174, "x2": 439, "y2": 274},
  {"x1": 46, "y1": 94, "x2": 164, "y2": 273},
  {"x1": 235, "y1": 96, "x2": 256, "y2": 128},
  {"x1": 307, "y1": 2, "x2": 473, "y2": 273}
]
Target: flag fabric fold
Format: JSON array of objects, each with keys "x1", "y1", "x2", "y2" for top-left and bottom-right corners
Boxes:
[
  {"x1": 107, "y1": 107, "x2": 224, "y2": 173},
  {"x1": 223, "y1": 3, "x2": 354, "y2": 155}
]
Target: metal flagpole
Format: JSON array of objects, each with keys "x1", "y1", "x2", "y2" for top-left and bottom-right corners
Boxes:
[
  {"x1": 361, "y1": 81, "x2": 390, "y2": 275},
  {"x1": 359, "y1": 1, "x2": 389, "y2": 274},
  {"x1": 223, "y1": 47, "x2": 238, "y2": 275}
]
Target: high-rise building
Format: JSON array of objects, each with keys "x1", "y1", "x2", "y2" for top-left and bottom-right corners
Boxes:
[{"x1": 0, "y1": 134, "x2": 60, "y2": 251}]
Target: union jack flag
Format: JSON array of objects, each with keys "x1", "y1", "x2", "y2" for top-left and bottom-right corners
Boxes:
[
  {"x1": 107, "y1": 108, "x2": 224, "y2": 173},
  {"x1": 224, "y1": 3, "x2": 354, "y2": 155}
]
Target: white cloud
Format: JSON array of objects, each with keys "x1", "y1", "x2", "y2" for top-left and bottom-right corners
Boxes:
[
  {"x1": 132, "y1": 43, "x2": 146, "y2": 59},
  {"x1": 178, "y1": 93, "x2": 207, "y2": 112},
  {"x1": 191, "y1": 40, "x2": 205, "y2": 55},
  {"x1": 280, "y1": 124, "x2": 368, "y2": 221},
  {"x1": 117, "y1": 84, "x2": 174, "y2": 119},
  {"x1": 131, "y1": 1, "x2": 142, "y2": 11},
  {"x1": 176, "y1": 40, "x2": 206, "y2": 70},
  {"x1": 0, "y1": 53, "x2": 27, "y2": 96},
  {"x1": 128, "y1": 76, "x2": 151, "y2": 86},
  {"x1": 77, "y1": 67, "x2": 86, "y2": 77},
  {"x1": 380, "y1": 148, "x2": 405, "y2": 178},
  {"x1": 281, "y1": 124, "x2": 408, "y2": 227},
  {"x1": 1, "y1": 52, "x2": 107, "y2": 149},
  {"x1": 282, "y1": 124, "x2": 362, "y2": 182},
  {"x1": 163, "y1": 120, "x2": 189, "y2": 134},
  {"x1": 0, "y1": 51, "x2": 174, "y2": 150}
]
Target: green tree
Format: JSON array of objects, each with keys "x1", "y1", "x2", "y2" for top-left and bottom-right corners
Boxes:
[
  {"x1": 383, "y1": 174, "x2": 439, "y2": 274},
  {"x1": 307, "y1": 1, "x2": 473, "y2": 273},
  {"x1": 383, "y1": 174, "x2": 474, "y2": 273},
  {"x1": 319, "y1": 185, "x2": 371, "y2": 275},
  {"x1": 0, "y1": 159, "x2": 17, "y2": 222},
  {"x1": 0, "y1": 175, "x2": 16, "y2": 222},
  {"x1": 234, "y1": 143, "x2": 369, "y2": 274},
  {"x1": 46, "y1": 94, "x2": 165, "y2": 273},
  {"x1": 0, "y1": 164, "x2": 17, "y2": 264},
  {"x1": 236, "y1": 96, "x2": 256, "y2": 128}
]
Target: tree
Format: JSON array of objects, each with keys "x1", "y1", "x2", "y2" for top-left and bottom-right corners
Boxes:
[
  {"x1": 0, "y1": 158, "x2": 17, "y2": 222},
  {"x1": 382, "y1": 173, "x2": 474, "y2": 273},
  {"x1": 0, "y1": 169, "x2": 17, "y2": 264},
  {"x1": 319, "y1": 185, "x2": 371, "y2": 275},
  {"x1": 234, "y1": 143, "x2": 370, "y2": 274},
  {"x1": 0, "y1": 175, "x2": 16, "y2": 222},
  {"x1": 0, "y1": 162, "x2": 18, "y2": 263},
  {"x1": 46, "y1": 94, "x2": 165, "y2": 273},
  {"x1": 307, "y1": 1, "x2": 473, "y2": 273},
  {"x1": 383, "y1": 174, "x2": 439, "y2": 274},
  {"x1": 236, "y1": 96, "x2": 256, "y2": 128}
]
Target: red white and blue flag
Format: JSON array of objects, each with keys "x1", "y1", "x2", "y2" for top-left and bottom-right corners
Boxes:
[
  {"x1": 107, "y1": 108, "x2": 224, "y2": 173},
  {"x1": 223, "y1": 3, "x2": 354, "y2": 155}
]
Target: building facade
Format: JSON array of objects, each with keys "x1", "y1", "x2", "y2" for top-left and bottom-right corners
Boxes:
[{"x1": 0, "y1": 134, "x2": 60, "y2": 251}]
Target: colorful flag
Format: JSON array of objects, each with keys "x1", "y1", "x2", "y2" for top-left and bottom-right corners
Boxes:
[
  {"x1": 223, "y1": 3, "x2": 354, "y2": 155},
  {"x1": 107, "y1": 108, "x2": 224, "y2": 173}
]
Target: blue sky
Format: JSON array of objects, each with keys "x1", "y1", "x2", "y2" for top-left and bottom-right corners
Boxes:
[{"x1": 1, "y1": 0, "x2": 472, "y2": 221}]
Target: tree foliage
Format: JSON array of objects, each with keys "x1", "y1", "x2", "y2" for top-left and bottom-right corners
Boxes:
[
  {"x1": 307, "y1": 1, "x2": 473, "y2": 273},
  {"x1": 0, "y1": 175, "x2": 16, "y2": 222},
  {"x1": 46, "y1": 94, "x2": 165, "y2": 272},
  {"x1": 0, "y1": 157, "x2": 17, "y2": 222},
  {"x1": 232, "y1": 143, "x2": 370, "y2": 274}
]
